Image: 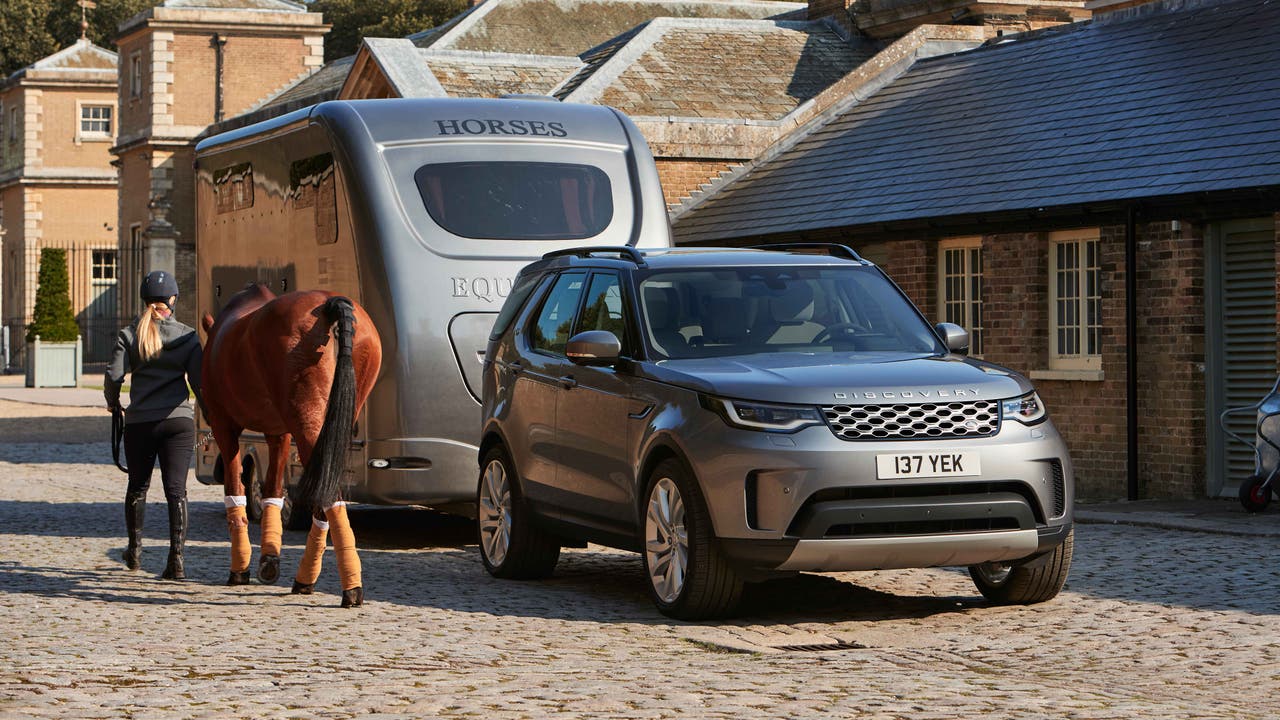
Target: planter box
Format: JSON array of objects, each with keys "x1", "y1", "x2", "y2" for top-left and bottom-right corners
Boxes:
[{"x1": 25, "y1": 336, "x2": 81, "y2": 388}]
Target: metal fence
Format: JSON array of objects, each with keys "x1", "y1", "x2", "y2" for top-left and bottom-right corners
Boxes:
[{"x1": 3, "y1": 243, "x2": 144, "y2": 375}]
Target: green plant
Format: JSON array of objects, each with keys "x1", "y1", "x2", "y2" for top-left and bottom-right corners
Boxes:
[{"x1": 26, "y1": 248, "x2": 79, "y2": 343}]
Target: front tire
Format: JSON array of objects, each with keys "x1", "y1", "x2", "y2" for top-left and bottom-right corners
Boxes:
[
  {"x1": 477, "y1": 445, "x2": 559, "y2": 579},
  {"x1": 643, "y1": 458, "x2": 742, "y2": 620},
  {"x1": 1239, "y1": 475, "x2": 1272, "y2": 513},
  {"x1": 969, "y1": 526, "x2": 1074, "y2": 604}
]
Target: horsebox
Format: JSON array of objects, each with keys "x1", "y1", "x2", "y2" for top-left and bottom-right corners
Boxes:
[{"x1": 193, "y1": 97, "x2": 673, "y2": 526}]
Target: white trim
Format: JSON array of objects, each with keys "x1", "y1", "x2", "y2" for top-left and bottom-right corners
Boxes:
[
  {"x1": 937, "y1": 236, "x2": 983, "y2": 358},
  {"x1": 1048, "y1": 228, "x2": 1102, "y2": 371},
  {"x1": 1029, "y1": 369, "x2": 1105, "y2": 382},
  {"x1": 75, "y1": 99, "x2": 115, "y2": 144}
]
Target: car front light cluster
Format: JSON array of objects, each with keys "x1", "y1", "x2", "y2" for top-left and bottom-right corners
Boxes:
[
  {"x1": 700, "y1": 395, "x2": 824, "y2": 433},
  {"x1": 1001, "y1": 391, "x2": 1047, "y2": 425}
]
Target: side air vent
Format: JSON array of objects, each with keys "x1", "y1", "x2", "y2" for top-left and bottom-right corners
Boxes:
[{"x1": 1049, "y1": 459, "x2": 1066, "y2": 518}]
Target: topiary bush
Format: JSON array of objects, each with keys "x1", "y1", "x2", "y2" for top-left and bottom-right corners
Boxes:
[{"x1": 26, "y1": 248, "x2": 80, "y2": 343}]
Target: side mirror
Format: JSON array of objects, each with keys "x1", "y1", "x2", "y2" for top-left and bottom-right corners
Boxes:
[
  {"x1": 935, "y1": 322, "x2": 970, "y2": 355},
  {"x1": 566, "y1": 330, "x2": 622, "y2": 366}
]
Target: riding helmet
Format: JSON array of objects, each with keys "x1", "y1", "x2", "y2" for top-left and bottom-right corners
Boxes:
[{"x1": 140, "y1": 270, "x2": 179, "y2": 301}]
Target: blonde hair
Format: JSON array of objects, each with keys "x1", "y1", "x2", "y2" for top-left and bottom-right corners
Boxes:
[{"x1": 137, "y1": 301, "x2": 170, "y2": 362}]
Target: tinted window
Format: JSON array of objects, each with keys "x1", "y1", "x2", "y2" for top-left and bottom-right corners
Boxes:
[
  {"x1": 531, "y1": 272, "x2": 586, "y2": 355},
  {"x1": 415, "y1": 162, "x2": 612, "y2": 240},
  {"x1": 576, "y1": 273, "x2": 628, "y2": 351},
  {"x1": 490, "y1": 273, "x2": 544, "y2": 341},
  {"x1": 638, "y1": 266, "x2": 942, "y2": 359}
]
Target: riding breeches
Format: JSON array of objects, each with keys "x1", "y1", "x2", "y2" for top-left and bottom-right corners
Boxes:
[{"x1": 124, "y1": 416, "x2": 195, "y2": 502}]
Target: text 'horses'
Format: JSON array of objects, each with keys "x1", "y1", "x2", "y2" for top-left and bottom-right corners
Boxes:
[{"x1": 201, "y1": 285, "x2": 381, "y2": 607}]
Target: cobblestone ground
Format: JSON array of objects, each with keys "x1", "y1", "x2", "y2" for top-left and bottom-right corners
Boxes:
[{"x1": 2, "y1": 400, "x2": 1279, "y2": 719}]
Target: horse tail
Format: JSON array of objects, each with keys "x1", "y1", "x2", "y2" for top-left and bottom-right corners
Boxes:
[{"x1": 296, "y1": 296, "x2": 358, "y2": 513}]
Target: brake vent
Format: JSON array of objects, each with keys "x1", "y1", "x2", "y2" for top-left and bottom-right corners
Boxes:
[
  {"x1": 774, "y1": 640, "x2": 867, "y2": 652},
  {"x1": 1049, "y1": 460, "x2": 1066, "y2": 518}
]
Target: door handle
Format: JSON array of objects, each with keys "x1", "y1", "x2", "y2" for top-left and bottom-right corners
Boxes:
[{"x1": 558, "y1": 375, "x2": 577, "y2": 389}]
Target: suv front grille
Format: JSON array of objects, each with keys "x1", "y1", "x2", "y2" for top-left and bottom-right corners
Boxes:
[{"x1": 822, "y1": 400, "x2": 999, "y2": 441}]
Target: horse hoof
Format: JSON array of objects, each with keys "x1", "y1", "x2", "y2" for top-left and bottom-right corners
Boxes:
[
  {"x1": 291, "y1": 581, "x2": 315, "y2": 595},
  {"x1": 226, "y1": 571, "x2": 251, "y2": 586},
  {"x1": 341, "y1": 587, "x2": 364, "y2": 608},
  {"x1": 258, "y1": 555, "x2": 280, "y2": 584}
]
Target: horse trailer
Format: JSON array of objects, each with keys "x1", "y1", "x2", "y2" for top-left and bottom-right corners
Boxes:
[{"x1": 193, "y1": 97, "x2": 673, "y2": 523}]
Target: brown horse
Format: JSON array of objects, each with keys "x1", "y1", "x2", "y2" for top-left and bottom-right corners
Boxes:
[{"x1": 201, "y1": 285, "x2": 381, "y2": 607}]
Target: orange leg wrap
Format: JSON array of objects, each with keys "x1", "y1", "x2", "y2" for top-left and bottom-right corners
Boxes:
[
  {"x1": 293, "y1": 520, "x2": 328, "y2": 586},
  {"x1": 227, "y1": 506, "x2": 251, "y2": 573},
  {"x1": 326, "y1": 504, "x2": 362, "y2": 591},
  {"x1": 260, "y1": 504, "x2": 282, "y2": 557}
]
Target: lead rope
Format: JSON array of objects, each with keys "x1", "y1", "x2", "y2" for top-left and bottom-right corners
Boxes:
[{"x1": 111, "y1": 406, "x2": 129, "y2": 473}]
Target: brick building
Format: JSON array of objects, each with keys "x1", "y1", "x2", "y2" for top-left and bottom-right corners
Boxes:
[
  {"x1": 110, "y1": 0, "x2": 326, "y2": 324},
  {"x1": 672, "y1": 0, "x2": 1280, "y2": 501},
  {"x1": 0, "y1": 38, "x2": 120, "y2": 368}
]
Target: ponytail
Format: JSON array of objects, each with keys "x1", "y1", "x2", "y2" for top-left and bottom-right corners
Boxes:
[{"x1": 137, "y1": 301, "x2": 169, "y2": 362}]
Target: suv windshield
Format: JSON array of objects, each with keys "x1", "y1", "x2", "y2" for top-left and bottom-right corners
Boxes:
[{"x1": 638, "y1": 266, "x2": 942, "y2": 359}]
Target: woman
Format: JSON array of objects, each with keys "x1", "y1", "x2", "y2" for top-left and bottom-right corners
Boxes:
[{"x1": 104, "y1": 270, "x2": 204, "y2": 580}]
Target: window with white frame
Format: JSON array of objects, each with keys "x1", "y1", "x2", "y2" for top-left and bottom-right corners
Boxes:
[
  {"x1": 937, "y1": 237, "x2": 983, "y2": 356},
  {"x1": 1049, "y1": 229, "x2": 1102, "y2": 370},
  {"x1": 130, "y1": 53, "x2": 143, "y2": 98},
  {"x1": 92, "y1": 250, "x2": 117, "y2": 282},
  {"x1": 79, "y1": 104, "x2": 112, "y2": 139},
  {"x1": 8, "y1": 106, "x2": 17, "y2": 142}
]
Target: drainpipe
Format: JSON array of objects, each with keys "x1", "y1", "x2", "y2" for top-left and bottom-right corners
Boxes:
[
  {"x1": 1126, "y1": 205, "x2": 1139, "y2": 501},
  {"x1": 212, "y1": 34, "x2": 228, "y2": 124}
]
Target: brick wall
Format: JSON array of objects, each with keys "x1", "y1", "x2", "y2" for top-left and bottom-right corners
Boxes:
[
  {"x1": 656, "y1": 158, "x2": 743, "y2": 209},
  {"x1": 41, "y1": 87, "x2": 117, "y2": 169},
  {"x1": 171, "y1": 32, "x2": 312, "y2": 127},
  {"x1": 818, "y1": 223, "x2": 1210, "y2": 500}
]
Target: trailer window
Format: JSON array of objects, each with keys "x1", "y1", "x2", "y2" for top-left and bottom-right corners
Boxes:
[{"x1": 414, "y1": 161, "x2": 612, "y2": 240}]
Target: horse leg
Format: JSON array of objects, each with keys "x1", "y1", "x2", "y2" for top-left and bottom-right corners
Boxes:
[
  {"x1": 215, "y1": 427, "x2": 252, "y2": 586},
  {"x1": 325, "y1": 497, "x2": 363, "y2": 608},
  {"x1": 257, "y1": 434, "x2": 289, "y2": 584},
  {"x1": 291, "y1": 437, "x2": 326, "y2": 595}
]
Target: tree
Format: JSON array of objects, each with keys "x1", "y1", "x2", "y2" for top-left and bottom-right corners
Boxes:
[
  {"x1": 0, "y1": 0, "x2": 163, "y2": 77},
  {"x1": 309, "y1": 0, "x2": 468, "y2": 62},
  {"x1": 27, "y1": 248, "x2": 81, "y2": 343}
]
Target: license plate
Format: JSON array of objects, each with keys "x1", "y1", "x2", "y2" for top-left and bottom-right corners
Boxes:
[{"x1": 876, "y1": 452, "x2": 981, "y2": 479}]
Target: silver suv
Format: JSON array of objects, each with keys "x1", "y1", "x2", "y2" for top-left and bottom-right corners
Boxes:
[{"x1": 478, "y1": 244, "x2": 1073, "y2": 619}]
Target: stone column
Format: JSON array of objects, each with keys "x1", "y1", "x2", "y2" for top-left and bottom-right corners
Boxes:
[{"x1": 143, "y1": 194, "x2": 179, "y2": 275}]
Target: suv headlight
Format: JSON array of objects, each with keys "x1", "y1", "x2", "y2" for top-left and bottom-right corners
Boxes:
[
  {"x1": 1001, "y1": 391, "x2": 1047, "y2": 425},
  {"x1": 700, "y1": 395, "x2": 823, "y2": 433}
]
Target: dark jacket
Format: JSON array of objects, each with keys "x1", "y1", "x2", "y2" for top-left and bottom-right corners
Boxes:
[{"x1": 104, "y1": 316, "x2": 203, "y2": 425}]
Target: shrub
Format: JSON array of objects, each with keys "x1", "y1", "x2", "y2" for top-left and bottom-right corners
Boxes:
[{"x1": 26, "y1": 248, "x2": 79, "y2": 343}]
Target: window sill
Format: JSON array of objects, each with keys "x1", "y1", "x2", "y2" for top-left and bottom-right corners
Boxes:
[{"x1": 1029, "y1": 369, "x2": 1105, "y2": 382}]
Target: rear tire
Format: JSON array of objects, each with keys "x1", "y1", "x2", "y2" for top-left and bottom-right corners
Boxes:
[
  {"x1": 1239, "y1": 476, "x2": 1272, "y2": 513},
  {"x1": 283, "y1": 485, "x2": 309, "y2": 531},
  {"x1": 969, "y1": 527, "x2": 1073, "y2": 605},
  {"x1": 477, "y1": 445, "x2": 559, "y2": 579},
  {"x1": 245, "y1": 458, "x2": 263, "y2": 523},
  {"x1": 642, "y1": 458, "x2": 742, "y2": 620}
]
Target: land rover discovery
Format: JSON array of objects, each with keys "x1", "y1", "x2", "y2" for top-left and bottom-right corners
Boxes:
[{"x1": 477, "y1": 244, "x2": 1073, "y2": 619}]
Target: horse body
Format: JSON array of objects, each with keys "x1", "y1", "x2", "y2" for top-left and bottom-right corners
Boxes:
[{"x1": 201, "y1": 285, "x2": 381, "y2": 606}]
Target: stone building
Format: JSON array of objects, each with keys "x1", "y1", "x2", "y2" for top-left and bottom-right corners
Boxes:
[
  {"x1": 110, "y1": 0, "x2": 327, "y2": 324},
  {"x1": 0, "y1": 38, "x2": 120, "y2": 368},
  {"x1": 672, "y1": 0, "x2": 1280, "y2": 501}
]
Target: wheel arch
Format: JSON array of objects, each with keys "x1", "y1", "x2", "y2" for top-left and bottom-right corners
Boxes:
[{"x1": 636, "y1": 439, "x2": 707, "y2": 531}]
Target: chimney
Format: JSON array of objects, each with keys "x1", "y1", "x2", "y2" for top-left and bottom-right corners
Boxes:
[{"x1": 807, "y1": 0, "x2": 856, "y2": 33}]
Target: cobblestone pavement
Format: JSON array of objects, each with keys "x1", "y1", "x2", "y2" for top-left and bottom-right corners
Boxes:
[{"x1": 3, "y1": 399, "x2": 1280, "y2": 719}]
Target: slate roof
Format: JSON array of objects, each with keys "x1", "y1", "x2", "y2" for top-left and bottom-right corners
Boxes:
[
  {"x1": 424, "y1": 0, "x2": 806, "y2": 57},
  {"x1": 257, "y1": 55, "x2": 355, "y2": 110},
  {"x1": 672, "y1": 0, "x2": 1280, "y2": 243},
  {"x1": 425, "y1": 52, "x2": 583, "y2": 98},
  {"x1": 4, "y1": 38, "x2": 116, "y2": 85},
  {"x1": 565, "y1": 19, "x2": 873, "y2": 120}
]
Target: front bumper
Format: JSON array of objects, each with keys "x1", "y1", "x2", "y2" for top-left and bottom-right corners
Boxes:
[{"x1": 676, "y1": 411, "x2": 1074, "y2": 573}]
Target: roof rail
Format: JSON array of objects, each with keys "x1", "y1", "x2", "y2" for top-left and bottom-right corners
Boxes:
[
  {"x1": 542, "y1": 245, "x2": 647, "y2": 267},
  {"x1": 750, "y1": 242, "x2": 864, "y2": 262}
]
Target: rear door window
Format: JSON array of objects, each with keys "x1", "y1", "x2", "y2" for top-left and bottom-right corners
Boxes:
[
  {"x1": 530, "y1": 272, "x2": 586, "y2": 356},
  {"x1": 415, "y1": 162, "x2": 612, "y2": 240}
]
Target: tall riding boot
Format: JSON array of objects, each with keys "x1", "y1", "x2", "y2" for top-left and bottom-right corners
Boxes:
[
  {"x1": 161, "y1": 497, "x2": 187, "y2": 580},
  {"x1": 122, "y1": 493, "x2": 146, "y2": 570}
]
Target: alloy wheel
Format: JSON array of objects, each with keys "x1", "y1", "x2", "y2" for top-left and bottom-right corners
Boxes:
[
  {"x1": 974, "y1": 561, "x2": 1013, "y2": 586},
  {"x1": 645, "y1": 477, "x2": 689, "y2": 603},
  {"x1": 478, "y1": 459, "x2": 512, "y2": 567}
]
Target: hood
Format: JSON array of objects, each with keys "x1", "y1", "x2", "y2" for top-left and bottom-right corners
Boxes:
[{"x1": 637, "y1": 352, "x2": 1032, "y2": 405}]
